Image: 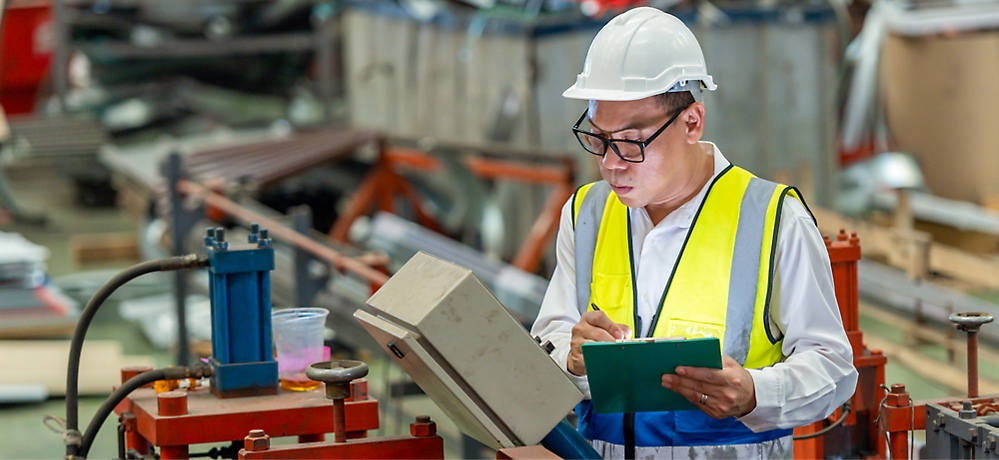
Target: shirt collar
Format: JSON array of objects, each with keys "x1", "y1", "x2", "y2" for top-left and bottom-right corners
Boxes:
[{"x1": 634, "y1": 141, "x2": 731, "y2": 229}]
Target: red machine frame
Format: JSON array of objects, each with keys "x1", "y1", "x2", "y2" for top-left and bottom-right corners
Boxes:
[
  {"x1": 114, "y1": 375, "x2": 382, "y2": 459},
  {"x1": 793, "y1": 230, "x2": 889, "y2": 459}
]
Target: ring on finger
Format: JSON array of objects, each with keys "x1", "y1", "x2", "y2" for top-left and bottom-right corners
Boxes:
[{"x1": 699, "y1": 393, "x2": 708, "y2": 405}]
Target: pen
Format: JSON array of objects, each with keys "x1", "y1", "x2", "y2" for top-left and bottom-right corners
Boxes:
[{"x1": 590, "y1": 303, "x2": 600, "y2": 312}]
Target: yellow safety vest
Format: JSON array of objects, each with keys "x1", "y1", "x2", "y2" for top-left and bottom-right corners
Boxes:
[{"x1": 571, "y1": 165, "x2": 812, "y2": 369}]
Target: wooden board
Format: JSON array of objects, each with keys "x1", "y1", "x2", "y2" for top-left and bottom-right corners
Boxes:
[
  {"x1": 859, "y1": 301, "x2": 999, "y2": 366},
  {"x1": 68, "y1": 232, "x2": 140, "y2": 265},
  {"x1": 864, "y1": 335, "x2": 999, "y2": 395},
  {"x1": 0, "y1": 340, "x2": 155, "y2": 396},
  {"x1": 813, "y1": 206, "x2": 999, "y2": 290}
]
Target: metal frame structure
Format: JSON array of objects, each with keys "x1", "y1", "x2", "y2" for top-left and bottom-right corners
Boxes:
[
  {"x1": 328, "y1": 140, "x2": 576, "y2": 274},
  {"x1": 115, "y1": 377, "x2": 381, "y2": 460},
  {"x1": 51, "y1": 0, "x2": 341, "y2": 123},
  {"x1": 793, "y1": 230, "x2": 889, "y2": 458}
]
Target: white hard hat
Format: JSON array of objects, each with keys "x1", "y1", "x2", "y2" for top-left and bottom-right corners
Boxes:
[{"x1": 563, "y1": 7, "x2": 717, "y2": 102}]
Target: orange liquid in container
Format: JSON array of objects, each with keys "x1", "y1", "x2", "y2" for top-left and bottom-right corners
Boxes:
[{"x1": 280, "y1": 374, "x2": 321, "y2": 392}]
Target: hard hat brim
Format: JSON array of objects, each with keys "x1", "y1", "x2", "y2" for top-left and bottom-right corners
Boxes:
[{"x1": 562, "y1": 78, "x2": 717, "y2": 102}]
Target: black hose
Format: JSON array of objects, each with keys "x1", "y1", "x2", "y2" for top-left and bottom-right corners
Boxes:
[
  {"x1": 78, "y1": 366, "x2": 213, "y2": 458},
  {"x1": 65, "y1": 255, "x2": 209, "y2": 458},
  {"x1": 793, "y1": 402, "x2": 852, "y2": 441}
]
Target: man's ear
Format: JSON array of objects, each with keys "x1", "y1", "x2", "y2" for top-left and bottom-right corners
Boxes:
[{"x1": 684, "y1": 103, "x2": 705, "y2": 144}]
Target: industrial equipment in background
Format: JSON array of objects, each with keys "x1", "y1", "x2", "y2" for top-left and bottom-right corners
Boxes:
[
  {"x1": 329, "y1": 140, "x2": 576, "y2": 275},
  {"x1": 55, "y1": 144, "x2": 596, "y2": 458},
  {"x1": 54, "y1": 171, "x2": 999, "y2": 459},
  {"x1": 877, "y1": 310, "x2": 999, "y2": 460},
  {"x1": 789, "y1": 230, "x2": 999, "y2": 459},
  {"x1": 53, "y1": 221, "x2": 604, "y2": 459},
  {"x1": 792, "y1": 230, "x2": 887, "y2": 458},
  {"x1": 55, "y1": 223, "x2": 445, "y2": 460}
]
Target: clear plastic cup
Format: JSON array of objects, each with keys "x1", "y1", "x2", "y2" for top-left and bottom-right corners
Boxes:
[{"x1": 272, "y1": 307, "x2": 329, "y2": 392}]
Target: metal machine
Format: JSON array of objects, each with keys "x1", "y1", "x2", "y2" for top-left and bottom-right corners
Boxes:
[
  {"x1": 877, "y1": 310, "x2": 998, "y2": 460},
  {"x1": 62, "y1": 221, "x2": 599, "y2": 459},
  {"x1": 60, "y1": 224, "x2": 444, "y2": 460},
  {"x1": 356, "y1": 252, "x2": 592, "y2": 453},
  {"x1": 791, "y1": 230, "x2": 998, "y2": 460}
]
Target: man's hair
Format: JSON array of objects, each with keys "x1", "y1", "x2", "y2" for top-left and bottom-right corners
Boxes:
[{"x1": 654, "y1": 91, "x2": 695, "y2": 115}]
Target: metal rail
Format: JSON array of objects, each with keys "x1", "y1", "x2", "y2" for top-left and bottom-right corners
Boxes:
[{"x1": 177, "y1": 180, "x2": 389, "y2": 289}]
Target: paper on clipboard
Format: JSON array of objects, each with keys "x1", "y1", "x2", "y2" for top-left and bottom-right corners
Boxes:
[{"x1": 581, "y1": 337, "x2": 722, "y2": 414}]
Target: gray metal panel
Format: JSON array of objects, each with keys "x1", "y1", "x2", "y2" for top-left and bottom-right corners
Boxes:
[
  {"x1": 365, "y1": 252, "x2": 583, "y2": 446},
  {"x1": 354, "y1": 310, "x2": 512, "y2": 449},
  {"x1": 924, "y1": 402, "x2": 999, "y2": 459},
  {"x1": 699, "y1": 21, "x2": 837, "y2": 205},
  {"x1": 342, "y1": 9, "x2": 838, "y2": 206}
]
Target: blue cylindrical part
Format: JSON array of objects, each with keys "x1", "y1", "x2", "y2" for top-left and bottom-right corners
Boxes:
[{"x1": 541, "y1": 419, "x2": 602, "y2": 460}]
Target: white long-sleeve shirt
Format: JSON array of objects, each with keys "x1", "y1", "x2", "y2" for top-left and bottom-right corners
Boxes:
[{"x1": 531, "y1": 142, "x2": 858, "y2": 432}]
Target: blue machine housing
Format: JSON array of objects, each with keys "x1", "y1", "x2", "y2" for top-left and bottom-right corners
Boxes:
[{"x1": 204, "y1": 225, "x2": 279, "y2": 398}]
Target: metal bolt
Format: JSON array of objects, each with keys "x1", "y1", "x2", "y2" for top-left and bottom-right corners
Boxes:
[
  {"x1": 950, "y1": 312, "x2": 994, "y2": 398},
  {"x1": 215, "y1": 228, "x2": 225, "y2": 242},
  {"x1": 986, "y1": 435, "x2": 997, "y2": 452},
  {"x1": 244, "y1": 429, "x2": 270, "y2": 452},
  {"x1": 837, "y1": 229, "x2": 848, "y2": 241},
  {"x1": 960, "y1": 401, "x2": 977, "y2": 420},
  {"x1": 248, "y1": 223, "x2": 260, "y2": 243},
  {"x1": 410, "y1": 416, "x2": 437, "y2": 437}
]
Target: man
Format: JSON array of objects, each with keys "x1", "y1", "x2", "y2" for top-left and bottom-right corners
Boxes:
[{"x1": 530, "y1": 7, "x2": 858, "y2": 459}]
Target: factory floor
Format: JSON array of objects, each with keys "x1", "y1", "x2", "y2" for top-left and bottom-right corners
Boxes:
[{"x1": 0, "y1": 160, "x2": 989, "y2": 459}]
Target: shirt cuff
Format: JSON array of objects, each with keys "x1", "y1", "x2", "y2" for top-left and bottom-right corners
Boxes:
[
  {"x1": 551, "y1": 343, "x2": 591, "y2": 399},
  {"x1": 566, "y1": 371, "x2": 591, "y2": 399},
  {"x1": 737, "y1": 368, "x2": 782, "y2": 432}
]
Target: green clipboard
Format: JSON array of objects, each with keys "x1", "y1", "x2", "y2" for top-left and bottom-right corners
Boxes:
[{"x1": 581, "y1": 337, "x2": 722, "y2": 414}]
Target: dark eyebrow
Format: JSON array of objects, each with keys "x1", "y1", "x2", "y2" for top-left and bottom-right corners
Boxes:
[{"x1": 588, "y1": 114, "x2": 663, "y2": 135}]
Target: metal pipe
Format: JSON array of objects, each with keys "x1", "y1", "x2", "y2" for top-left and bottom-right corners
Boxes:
[
  {"x1": 969, "y1": 330, "x2": 980, "y2": 398},
  {"x1": 177, "y1": 180, "x2": 389, "y2": 288},
  {"x1": 886, "y1": 384, "x2": 911, "y2": 460},
  {"x1": 950, "y1": 312, "x2": 994, "y2": 398},
  {"x1": 333, "y1": 399, "x2": 346, "y2": 443}
]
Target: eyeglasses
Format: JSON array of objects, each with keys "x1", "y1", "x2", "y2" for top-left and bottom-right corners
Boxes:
[{"x1": 572, "y1": 104, "x2": 691, "y2": 163}]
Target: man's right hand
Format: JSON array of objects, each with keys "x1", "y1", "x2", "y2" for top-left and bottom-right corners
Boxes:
[{"x1": 567, "y1": 311, "x2": 633, "y2": 376}]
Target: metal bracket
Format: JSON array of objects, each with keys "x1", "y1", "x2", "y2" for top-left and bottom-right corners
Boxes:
[
  {"x1": 164, "y1": 152, "x2": 205, "y2": 366},
  {"x1": 291, "y1": 205, "x2": 330, "y2": 308}
]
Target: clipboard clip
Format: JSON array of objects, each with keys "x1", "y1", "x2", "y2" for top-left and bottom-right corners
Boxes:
[{"x1": 615, "y1": 336, "x2": 687, "y2": 343}]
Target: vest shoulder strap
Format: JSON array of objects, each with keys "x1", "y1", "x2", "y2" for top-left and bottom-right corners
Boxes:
[{"x1": 572, "y1": 181, "x2": 611, "y2": 316}]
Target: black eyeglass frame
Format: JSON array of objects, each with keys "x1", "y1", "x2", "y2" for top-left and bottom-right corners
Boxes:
[{"x1": 572, "y1": 103, "x2": 692, "y2": 163}]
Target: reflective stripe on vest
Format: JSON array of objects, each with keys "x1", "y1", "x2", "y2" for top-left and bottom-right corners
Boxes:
[{"x1": 571, "y1": 165, "x2": 812, "y2": 448}]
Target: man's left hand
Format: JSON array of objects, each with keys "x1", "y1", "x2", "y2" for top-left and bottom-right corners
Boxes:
[{"x1": 661, "y1": 356, "x2": 756, "y2": 419}]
